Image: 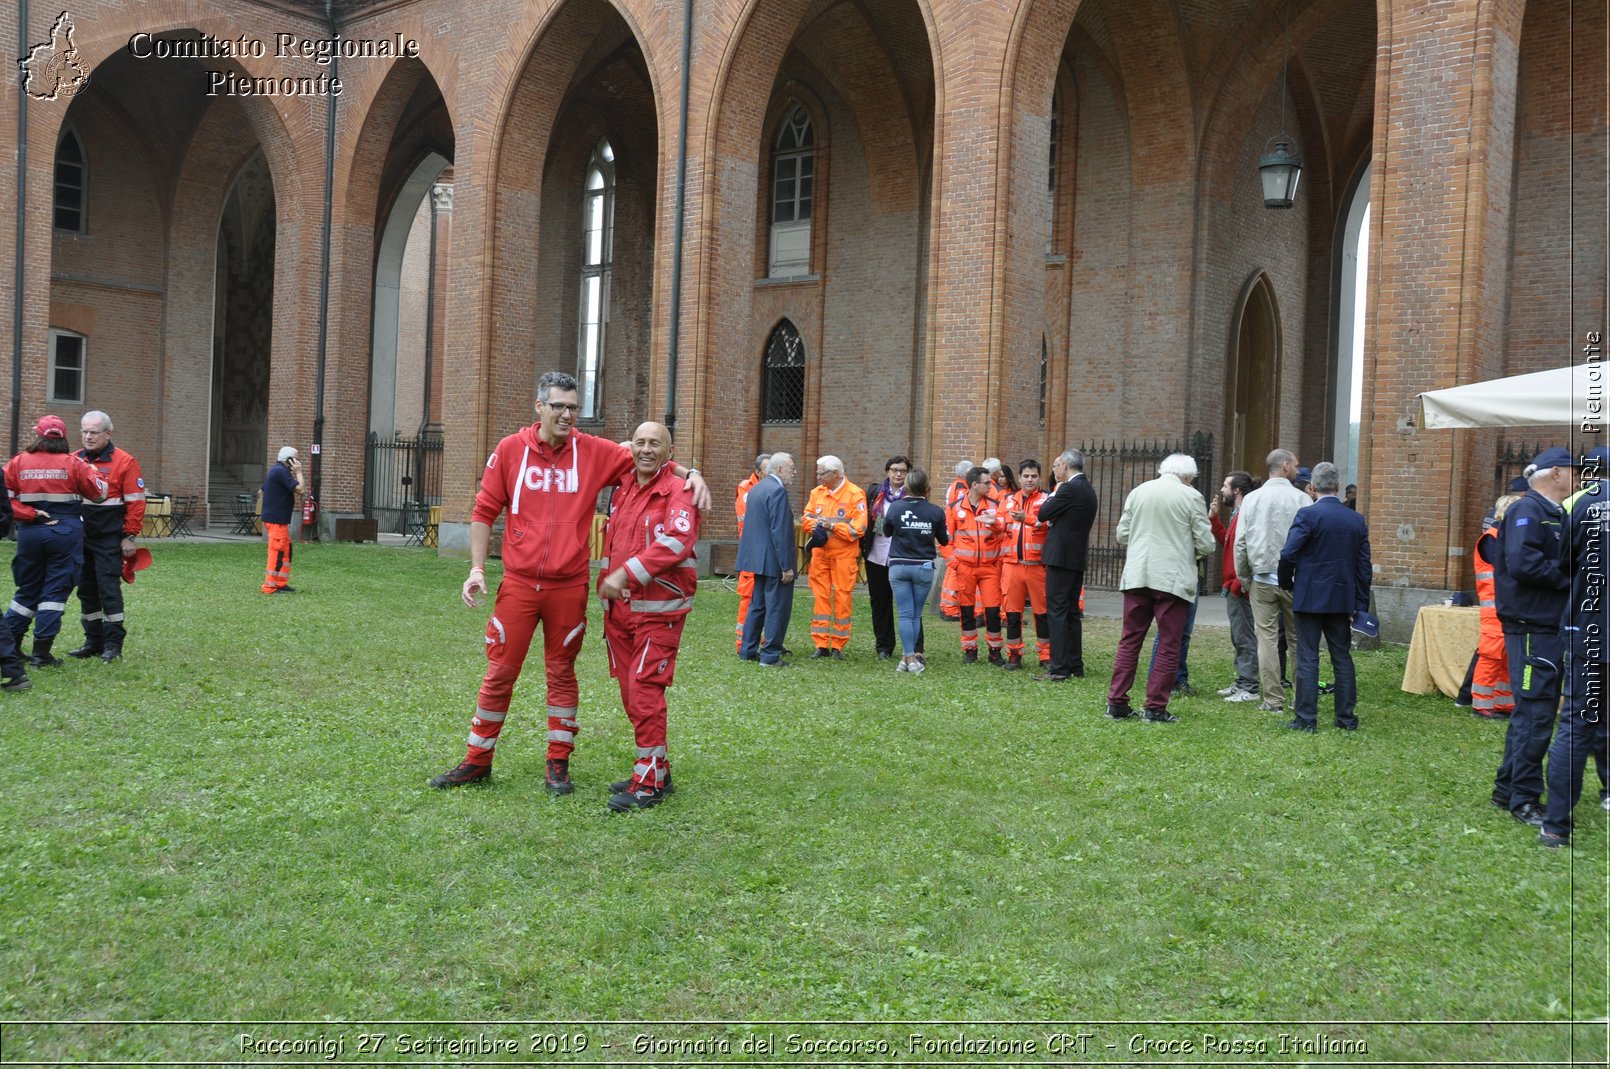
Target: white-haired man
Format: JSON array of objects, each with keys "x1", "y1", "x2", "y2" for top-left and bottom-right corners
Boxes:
[
  {"x1": 803, "y1": 455, "x2": 866, "y2": 658},
  {"x1": 1106, "y1": 453, "x2": 1215, "y2": 723},
  {"x1": 72, "y1": 410, "x2": 145, "y2": 660}
]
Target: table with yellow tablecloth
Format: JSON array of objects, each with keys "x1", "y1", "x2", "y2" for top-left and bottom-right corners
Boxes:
[{"x1": 1401, "y1": 604, "x2": 1481, "y2": 697}]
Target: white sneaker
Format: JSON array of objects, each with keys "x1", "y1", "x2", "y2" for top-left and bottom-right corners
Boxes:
[
  {"x1": 896, "y1": 659, "x2": 909, "y2": 672},
  {"x1": 1602, "y1": 795, "x2": 1609, "y2": 811},
  {"x1": 1224, "y1": 688, "x2": 1260, "y2": 703},
  {"x1": 1257, "y1": 701, "x2": 1284, "y2": 712},
  {"x1": 1216, "y1": 683, "x2": 1242, "y2": 696},
  {"x1": 908, "y1": 660, "x2": 926, "y2": 675}
]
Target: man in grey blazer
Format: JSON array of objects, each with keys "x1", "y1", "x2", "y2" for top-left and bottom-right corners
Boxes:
[{"x1": 737, "y1": 453, "x2": 798, "y2": 666}]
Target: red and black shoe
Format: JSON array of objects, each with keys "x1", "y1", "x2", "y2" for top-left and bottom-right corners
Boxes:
[
  {"x1": 545, "y1": 758, "x2": 574, "y2": 795},
  {"x1": 428, "y1": 760, "x2": 491, "y2": 789},
  {"x1": 610, "y1": 770, "x2": 674, "y2": 795}
]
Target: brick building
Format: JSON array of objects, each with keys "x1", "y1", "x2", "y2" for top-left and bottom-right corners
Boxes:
[{"x1": 1, "y1": 0, "x2": 1603, "y2": 637}]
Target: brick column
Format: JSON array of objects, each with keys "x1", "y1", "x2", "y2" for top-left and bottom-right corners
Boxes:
[{"x1": 1359, "y1": 0, "x2": 1521, "y2": 639}]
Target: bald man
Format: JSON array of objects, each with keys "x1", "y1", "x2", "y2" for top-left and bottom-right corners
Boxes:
[{"x1": 597, "y1": 422, "x2": 703, "y2": 811}]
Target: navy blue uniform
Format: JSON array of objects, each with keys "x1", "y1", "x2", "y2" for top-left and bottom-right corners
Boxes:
[
  {"x1": 1491, "y1": 488, "x2": 1570, "y2": 813},
  {"x1": 1543, "y1": 480, "x2": 1610, "y2": 840},
  {"x1": 3, "y1": 449, "x2": 106, "y2": 656}
]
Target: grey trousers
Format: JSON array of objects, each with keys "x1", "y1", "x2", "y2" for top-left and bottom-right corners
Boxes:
[{"x1": 1224, "y1": 591, "x2": 1259, "y2": 690}]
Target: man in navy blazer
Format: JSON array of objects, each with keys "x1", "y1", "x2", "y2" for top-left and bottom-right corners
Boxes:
[
  {"x1": 1278, "y1": 461, "x2": 1372, "y2": 731},
  {"x1": 737, "y1": 453, "x2": 798, "y2": 666},
  {"x1": 1036, "y1": 448, "x2": 1099, "y2": 680}
]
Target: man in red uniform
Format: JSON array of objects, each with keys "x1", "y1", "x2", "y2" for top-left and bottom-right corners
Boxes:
[
  {"x1": 71, "y1": 411, "x2": 145, "y2": 661},
  {"x1": 598, "y1": 422, "x2": 701, "y2": 811},
  {"x1": 733, "y1": 453, "x2": 769, "y2": 653},
  {"x1": 1001, "y1": 459, "x2": 1050, "y2": 670},
  {"x1": 430, "y1": 371, "x2": 709, "y2": 794}
]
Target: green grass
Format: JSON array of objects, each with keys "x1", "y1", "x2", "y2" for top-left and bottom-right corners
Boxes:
[{"x1": 0, "y1": 541, "x2": 1603, "y2": 1063}]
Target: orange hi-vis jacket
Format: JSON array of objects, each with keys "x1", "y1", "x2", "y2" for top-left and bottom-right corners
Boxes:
[
  {"x1": 804, "y1": 478, "x2": 868, "y2": 556},
  {"x1": 949, "y1": 494, "x2": 1003, "y2": 565},
  {"x1": 1005, "y1": 489, "x2": 1049, "y2": 564},
  {"x1": 1471, "y1": 524, "x2": 1513, "y2": 714},
  {"x1": 735, "y1": 472, "x2": 761, "y2": 540}
]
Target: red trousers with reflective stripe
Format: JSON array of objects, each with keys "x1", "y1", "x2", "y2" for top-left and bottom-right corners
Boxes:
[
  {"x1": 1473, "y1": 608, "x2": 1514, "y2": 713},
  {"x1": 734, "y1": 570, "x2": 755, "y2": 650},
  {"x1": 465, "y1": 577, "x2": 588, "y2": 767},
  {"x1": 605, "y1": 601, "x2": 684, "y2": 789},
  {"x1": 261, "y1": 523, "x2": 292, "y2": 592}
]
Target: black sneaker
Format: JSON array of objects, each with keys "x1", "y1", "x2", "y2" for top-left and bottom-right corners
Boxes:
[
  {"x1": 1002, "y1": 656, "x2": 1022, "y2": 671},
  {"x1": 812, "y1": 647, "x2": 832, "y2": 659},
  {"x1": 1317, "y1": 681, "x2": 1335, "y2": 694},
  {"x1": 1142, "y1": 709, "x2": 1180, "y2": 723},
  {"x1": 608, "y1": 786, "x2": 666, "y2": 812},
  {"x1": 987, "y1": 649, "x2": 1005, "y2": 666},
  {"x1": 1171, "y1": 683, "x2": 1197, "y2": 698},
  {"x1": 963, "y1": 649, "x2": 979, "y2": 664},
  {"x1": 545, "y1": 758, "x2": 574, "y2": 795},
  {"x1": 1511, "y1": 802, "x2": 1545, "y2": 827},
  {"x1": 99, "y1": 644, "x2": 122, "y2": 663},
  {"x1": 66, "y1": 643, "x2": 102, "y2": 659},
  {"x1": 610, "y1": 771, "x2": 675, "y2": 795},
  {"x1": 1283, "y1": 719, "x2": 1317, "y2": 733},
  {"x1": 428, "y1": 760, "x2": 491, "y2": 788},
  {"x1": 830, "y1": 649, "x2": 844, "y2": 661},
  {"x1": 1104, "y1": 702, "x2": 1134, "y2": 720},
  {"x1": 1, "y1": 674, "x2": 31, "y2": 692},
  {"x1": 1490, "y1": 792, "x2": 1510, "y2": 809}
]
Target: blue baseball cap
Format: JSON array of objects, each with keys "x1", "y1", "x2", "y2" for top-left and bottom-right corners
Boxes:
[
  {"x1": 1508, "y1": 476, "x2": 1529, "y2": 492},
  {"x1": 1295, "y1": 466, "x2": 1312, "y2": 483},
  {"x1": 1531, "y1": 446, "x2": 1581, "y2": 469}
]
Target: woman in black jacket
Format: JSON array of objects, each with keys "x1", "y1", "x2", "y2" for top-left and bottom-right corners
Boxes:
[{"x1": 882, "y1": 469, "x2": 949, "y2": 673}]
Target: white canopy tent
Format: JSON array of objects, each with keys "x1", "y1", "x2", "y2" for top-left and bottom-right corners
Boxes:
[{"x1": 1418, "y1": 363, "x2": 1605, "y2": 430}]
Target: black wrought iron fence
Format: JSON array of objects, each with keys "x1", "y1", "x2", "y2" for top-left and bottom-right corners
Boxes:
[
  {"x1": 364, "y1": 430, "x2": 443, "y2": 534},
  {"x1": 1495, "y1": 439, "x2": 1543, "y2": 501},
  {"x1": 1073, "y1": 432, "x2": 1214, "y2": 591}
]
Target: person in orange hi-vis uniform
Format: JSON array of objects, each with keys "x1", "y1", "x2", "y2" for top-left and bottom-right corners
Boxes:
[
  {"x1": 803, "y1": 455, "x2": 867, "y2": 657},
  {"x1": 1001, "y1": 458, "x2": 1051, "y2": 670},
  {"x1": 937, "y1": 459, "x2": 974, "y2": 621},
  {"x1": 1471, "y1": 492, "x2": 1521, "y2": 718},
  {"x1": 949, "y1": 466, "x2": 1005, "y2": 664},
  {"x1": 733, "y1": 453, "x2": 770, "y2": 653}
]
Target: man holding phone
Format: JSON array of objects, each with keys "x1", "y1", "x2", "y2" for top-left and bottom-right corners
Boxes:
[{"x1": 260, "y1": 446, "x2": 305, "y2": 594}]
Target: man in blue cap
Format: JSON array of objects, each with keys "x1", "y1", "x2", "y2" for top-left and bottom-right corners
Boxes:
[
  {"x1": 1540, "y1": 446, "x2": 1610, "y2": 845},
  {"x1": 1491, "y1": 446, "x2": 1581, "y2": 827}
]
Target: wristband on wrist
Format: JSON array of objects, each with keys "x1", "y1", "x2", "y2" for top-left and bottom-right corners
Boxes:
[{"x1": 468, "y1": 565, "x2": 484, "y2": 574}]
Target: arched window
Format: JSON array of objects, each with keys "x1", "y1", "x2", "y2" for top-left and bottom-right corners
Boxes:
[
  {"x1": 768, "y1": 105, "x2": 814, "y2": 277},
  {"x1": 762, "y1": 320, "x2": 805, "y2": 424},
  {"x1": 576, "y1": 138, "x2": 615, "y2": 420},
  {"x1": 54, "y1": 129, "x2": 86, "y2": 232}
]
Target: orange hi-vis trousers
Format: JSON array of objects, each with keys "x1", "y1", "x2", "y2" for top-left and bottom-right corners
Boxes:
[
  {"x1": 734, "y1": 570, "x2": 756, "y2": 651},
  {"x1": 1473, "y1": 608, "x2": 1514, "y2": 714},
  {"x1": 462, "y1": 578, "x2": 588, "y2": 768},
  {"x1": 809, "y1": 550, "x2": 858, "y2": 650},
  {"x1": 261, "y1": 523, "x2": 293, "y2": 593},
  {"x1": 949, "y1": 559, "x2": 1002, "y2": 652},
  {"x1": 1002, "y1": 561, "x2": 1049, "y2": 662}
]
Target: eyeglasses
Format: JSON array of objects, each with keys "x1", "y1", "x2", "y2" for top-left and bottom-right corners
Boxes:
[
  {"x1": 544, "y1": 402, "x2": 582, "y2": 415},
  {"x1": 888, "y1": 468, "x2": 909, "y2": 475}
]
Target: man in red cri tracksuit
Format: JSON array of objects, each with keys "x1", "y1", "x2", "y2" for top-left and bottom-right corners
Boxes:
[
  {"x1": 597, "y1": 422, "x2": 701, "y2": 812},
  {"x1": 430, "y1": 371, "x2": 709, "y2": 795}
]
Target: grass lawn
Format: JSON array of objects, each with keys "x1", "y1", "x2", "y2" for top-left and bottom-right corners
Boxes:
[{"x1": 0, "y1": 541, "x2": 1603, "y2": 1064}]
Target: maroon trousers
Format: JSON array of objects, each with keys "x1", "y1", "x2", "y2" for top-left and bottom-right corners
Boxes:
[{"x1": 1108, "y1": 587, "x2": 1191, "y2": 712}]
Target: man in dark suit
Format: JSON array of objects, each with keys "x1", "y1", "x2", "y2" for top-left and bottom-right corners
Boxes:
[
  {"x1": 737, "y1": 452, "x2": 798, "y2": 667},
  {"x1": 1036, "y1": 448, "x2": 1099, "y2": 680},
  {"x1": 1278, "y1": 461, "x2": 1372, "y2": 732}
]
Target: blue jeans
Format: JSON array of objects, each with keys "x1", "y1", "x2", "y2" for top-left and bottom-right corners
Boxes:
[{"x1": 888, "y1": 562, "x2": 935, "y2": 657}]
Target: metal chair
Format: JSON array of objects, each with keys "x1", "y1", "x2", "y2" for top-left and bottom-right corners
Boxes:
[
  {"x1": 168, "y1": 495, "x2": 197, "y2": 538},
  {"x1": 403, "y1": 502, "x2": 429, "y2": 546},
  {"x1": 228, "y1": 494, "x2": 257, "y2": 535}
]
